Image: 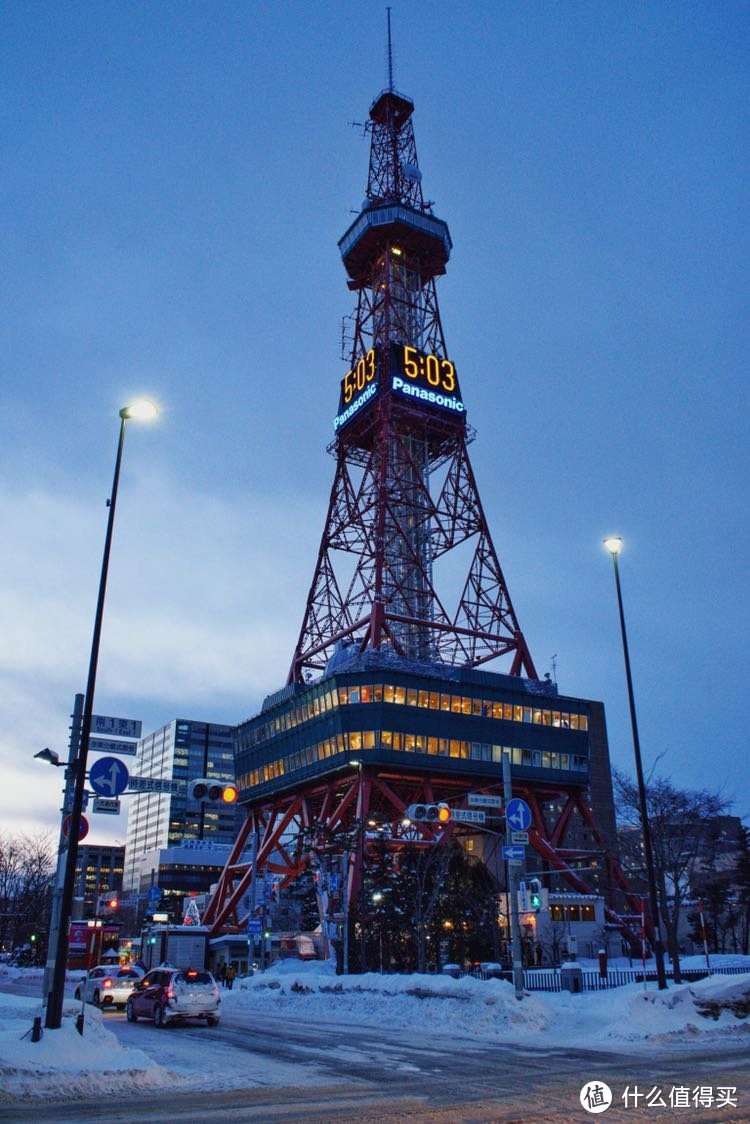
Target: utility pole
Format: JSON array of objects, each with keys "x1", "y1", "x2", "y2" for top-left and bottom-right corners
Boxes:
[
  {"x1": 503, "y1": 756, "x2": 524, "y2": 1000},
  {"x1": 42, "y1": 693, "x2": 83, "y2": 1018}
]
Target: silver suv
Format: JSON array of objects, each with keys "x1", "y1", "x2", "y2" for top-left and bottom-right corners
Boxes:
[{"x1": 126, "y1": 966, "x2": 221, "y2": 1027}]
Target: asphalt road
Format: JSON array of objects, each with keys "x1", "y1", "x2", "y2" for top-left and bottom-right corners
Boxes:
[
  {"x1": 3, "y1": 978, "x2": 749, "y2": 1122},
  {"x1": 1, "y1": 975, "x2": 750, "y2": 1124}
]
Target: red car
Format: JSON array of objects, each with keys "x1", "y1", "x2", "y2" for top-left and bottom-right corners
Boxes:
[{"x1": 125, "y1": 966, "x2": 221, "y2": 1027}]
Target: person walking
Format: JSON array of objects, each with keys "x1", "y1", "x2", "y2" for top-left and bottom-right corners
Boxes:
[{"x1": 225, "y1": 964, "x2": 236, "y2": 990}]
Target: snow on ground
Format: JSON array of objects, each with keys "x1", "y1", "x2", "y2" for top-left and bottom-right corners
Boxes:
[
  {"x1": 0, "y1": 956, "x2": 748, "y2": 1104},
  {"x1": 230, "y1": 955, "x2": 750, "y2": 1049}
]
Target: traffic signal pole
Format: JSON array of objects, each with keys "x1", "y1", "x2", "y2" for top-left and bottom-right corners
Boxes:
[
  {"x1": 41, "y1": 693, "x2": 83, "y2": 1023},
  {"x1": 502, "y1": 756, "x2": 524, "y2": 1000}
]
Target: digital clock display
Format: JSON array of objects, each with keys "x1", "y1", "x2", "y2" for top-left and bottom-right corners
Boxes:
[
  {"x1": 333, "y1": 343, "x2": 466, "y2": 433},
  {"x1": 335, "y1": 347, "x2": 381, "y2": 431},
  {"x1": 391, "y1": 344, "x2": 465, "y2": 421}
]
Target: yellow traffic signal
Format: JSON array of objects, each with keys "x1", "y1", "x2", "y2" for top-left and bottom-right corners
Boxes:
[
  {"x1": 405, "y1": 802, "x2": 452, "y2": 824},
  {"x1": 189, "y1": 778, "x2": 239, "y2": 804}
]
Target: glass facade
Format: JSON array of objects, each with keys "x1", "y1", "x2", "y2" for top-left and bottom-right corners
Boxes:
[
  {"x1": 235, "y1": 663, "x2": 592, "y2": 800},
  {"x1": 74, "y1": 845, "x2": 125, "y2": 915},
  {"x1": 123, "y1": 719, "x2": 240, "y2": 892}
]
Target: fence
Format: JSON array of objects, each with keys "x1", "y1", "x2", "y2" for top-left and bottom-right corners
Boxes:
[{"x1": 519, "y1": 964, "x2": 748, "y2": 993}]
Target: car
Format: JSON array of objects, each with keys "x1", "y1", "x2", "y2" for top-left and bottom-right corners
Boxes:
[
  {"x1": 75, "y1": 963, "x2": 144, "y2": 1009},
  {"x1": 126, "y1": 966, "x2": 221, "y2": 1027}
]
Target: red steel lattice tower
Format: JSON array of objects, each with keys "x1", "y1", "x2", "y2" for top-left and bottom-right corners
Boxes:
[
  {"x1": 288, "y1": 79, "x2": 537, "y2": 685},
  {"x1": 204, "y1": 52, "x2": 643, "y2": 957}
]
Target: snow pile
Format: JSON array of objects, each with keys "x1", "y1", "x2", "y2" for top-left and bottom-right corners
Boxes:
[
  {"x1": 0, "y1": 993, "x2": 172, "y2": 1102},
  {"x1": 227, "y1": 959, "x2": 750, "y2": 1047}
]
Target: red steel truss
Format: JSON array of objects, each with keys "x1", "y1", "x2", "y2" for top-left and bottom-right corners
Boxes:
[
  {"x1": 204, "y1": 72, "x2": 644, "y2": 958},
  {"x1": 288, "y1": 85, "x2": 537, "y2": 685},
  {"x1": 203, "y1": 767, "x2": 642, "y2": 951}
]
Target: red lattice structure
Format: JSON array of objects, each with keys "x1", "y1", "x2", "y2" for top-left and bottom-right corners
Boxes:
[
  {"x1": 203, "y1": 765, "x2": 642, "y2": 948},
  {"x1": 205, "y1": 64, "x2": 643, "y2": 956},
  {"x1": 287, "y1": 81, "x2": 537, "y2": 686}
]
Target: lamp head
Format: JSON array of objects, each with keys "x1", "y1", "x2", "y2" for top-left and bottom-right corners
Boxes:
[
  {"x1": 119, "y1": 400, "x2": 159, "y2": 421},
  {"x1": 603, "y1": 536, "x2": 623, "y2": 556},
  {"x1": 34, "y1": 746, "x2": 61, "y2": 766}
]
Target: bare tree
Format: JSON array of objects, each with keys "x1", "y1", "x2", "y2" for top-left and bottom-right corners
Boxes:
[
  {"x1": 614, "y1": 770, "x2": 729, "y2": 981},
  {"x1": 0, "y1": 832, "x2": 55, "y2": 960}
]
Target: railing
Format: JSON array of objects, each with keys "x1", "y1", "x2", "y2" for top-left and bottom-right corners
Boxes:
[{"x1": 446, "y1": 964, "x2": 748, "y2": 992}]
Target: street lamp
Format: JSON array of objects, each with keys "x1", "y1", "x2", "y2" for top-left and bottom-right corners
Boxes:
[
  {"x1": 44, "y1": 400, "x2": 158, "y2": 1030},
  {"x1": 603, "y1": 535, "x2": 667, "y2": 990}
]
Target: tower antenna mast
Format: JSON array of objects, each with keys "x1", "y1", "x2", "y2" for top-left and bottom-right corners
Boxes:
[{"x1": 387, "y1": 6, "x2": 394, "y2": 91}]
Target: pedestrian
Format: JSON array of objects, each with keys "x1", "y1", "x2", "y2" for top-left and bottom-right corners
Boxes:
[
  {"x1": 218, "y1": 962, "x2": 227, "y2": 986},
  {"x1": 225, "y1": 964, "x2": 236, "y2": 990}
]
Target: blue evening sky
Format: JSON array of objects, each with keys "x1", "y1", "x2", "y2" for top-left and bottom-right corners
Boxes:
[{"x1": 2, "y1": 1, "x2": 748, "y2": 842}]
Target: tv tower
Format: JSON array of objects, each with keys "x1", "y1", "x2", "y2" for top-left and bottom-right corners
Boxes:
[
  {"x1": 288, "y1": 36, "x2": 536, "y2": 684},
  {"x1": 204, "y1": 35, "x2": 641, "y2": 959}
]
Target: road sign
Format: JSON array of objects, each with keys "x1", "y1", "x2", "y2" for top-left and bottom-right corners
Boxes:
[
  {"x1": 126, "y1": 775, "x2": 183, "y2": 795},
  {"x1": 91, "y1": 715, "x2": 142, "y2": 739},
  {"x1": 508, "y1": 859, "x2": 524, "y2": 867},
  {"x1": 247, "y1": 917, "x2": 262, "y2": 935},
  {"x1": 505, "y1": 797, "x2": 532, "y2": 832},
  {"x1": 467, "y1": 793, "x2": 503, "y2": 809},
  {"x1": 502, "y1": 844, "x2": 525, "y2": 861},
  {"x1": 92, "y1": 796, "x2": 121, "y2": 815},
  {"x1": 147, "y1": 886, "x2": 162, "y2": 903},
  {"x1": 63, "y1": 813, "x2": 89, "y2": 840},
  {"x1": 451, "y1": 808, "x2": 487, "y2": 824},
  {"x1": 511, "y1": 831, "x2": 529, "y2": 844},
  {"x1": 89, "y1": 737, "x2": 138, "y2": 757},
  {"x1": 89, "y1": 756, "x2": 130, "y2": 797}
]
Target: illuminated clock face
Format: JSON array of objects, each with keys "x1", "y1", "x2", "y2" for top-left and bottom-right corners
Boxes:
[
  {"x1": 334, "y1": 347, "x2": 380, "y2": 431},
  {"x1": 333, "y1": 343, "x2": 466, "y2": 434},
  {"x1": 390, "y1": 344, "x2": 465, "y2": 421}
]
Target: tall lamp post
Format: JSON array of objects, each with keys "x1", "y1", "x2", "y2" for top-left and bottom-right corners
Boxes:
[
  {"x1": 603, "y1": 536, "x2": 667, "y2": 990},
  {"x1": 44, "y1": 400, "x2": 158, "y2": 1030}
]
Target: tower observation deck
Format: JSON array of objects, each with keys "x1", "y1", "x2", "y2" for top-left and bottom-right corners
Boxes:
[{"x1": 204, "y1": 65, "x2": 641, "y2": 960}]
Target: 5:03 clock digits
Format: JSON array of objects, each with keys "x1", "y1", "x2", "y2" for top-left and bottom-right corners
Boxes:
[
  {"x1": 400, "y1": 345, "x2": 457, "y2": 394},
  {"x1": 341, "y1": 348, "x2": 377, "y2": 405}
]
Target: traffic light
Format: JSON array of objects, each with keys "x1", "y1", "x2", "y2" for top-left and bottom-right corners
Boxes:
[
  {"x1": 106, "y1": 897, "x2": 119, "y2": 911},
  {"x1": 189, "y1": 778, "x2": 239, "y2": 804},
  {"x1": 529, "y1": 878, "x2": 543, "y2": 911},
  {"x1": 405, "y1": 802, "x2": 452, "y2": 824}
]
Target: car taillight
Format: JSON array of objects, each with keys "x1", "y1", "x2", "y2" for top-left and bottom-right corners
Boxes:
[
  {"x1": 103, "y1": 978, "x2": 113, "y2": 989},
  {"x1": 166, "y1": 986, "x2": 175, "y2": 1000}
]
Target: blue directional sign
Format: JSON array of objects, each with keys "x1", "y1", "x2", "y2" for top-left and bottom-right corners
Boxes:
[
  {"x1": 89, "y1": 755, "x2": 130, "y2": 798},
  {"x1": 247, "y1": 917, "x2": 262, "y2": 935},
  {"x1": 147, "y1": 886, "x2": 162, "y2": 904},
  {"x1": 505, "y1": 797, "x2": 532, "y2": 832},
  {"x1": 502, "y1": 845, "x2": 525, "y2": 861}
]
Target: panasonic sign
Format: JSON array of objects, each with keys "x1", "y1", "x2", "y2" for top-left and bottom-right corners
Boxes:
[
  {"x1": 333, "y1": 381, "x2": 378, "y2": 431},
  {"x1": 391, "y1": 376, "x2": 465, "y2": 415}
]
